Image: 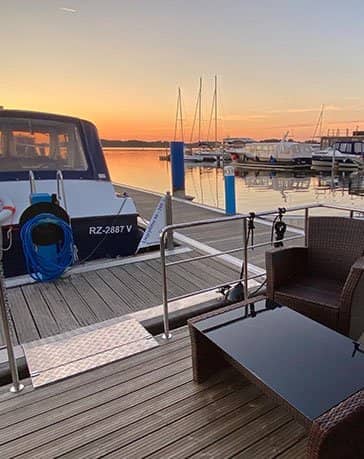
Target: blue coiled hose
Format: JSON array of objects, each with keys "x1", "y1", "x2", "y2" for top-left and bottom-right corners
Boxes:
[{"x1": 20, "y1": 213, "x2": 74, "y2": 282}]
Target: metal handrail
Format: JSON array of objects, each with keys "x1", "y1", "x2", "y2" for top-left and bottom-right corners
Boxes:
[
  {"x1": 166, "y1": 234, "x2": 303, "y2": 267},
  {"x1": 159, "y1": 202, "x2": 362, "y2": 339}
]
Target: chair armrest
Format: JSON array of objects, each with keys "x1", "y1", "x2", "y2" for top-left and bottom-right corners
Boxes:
[
  {"x1": 307, "y1": 390, "x2": 364, "y2": 459},
  {"x1": 340, "y1": 256, "x2": 364, "y2": 337},
  {"x1": 265, "y1": 247, "x2": 308, "y2": 299}
]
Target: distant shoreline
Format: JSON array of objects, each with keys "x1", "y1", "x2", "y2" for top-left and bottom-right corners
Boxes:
[{"x1": 101, "y1": 140, "x2": 169, "y2": 148}]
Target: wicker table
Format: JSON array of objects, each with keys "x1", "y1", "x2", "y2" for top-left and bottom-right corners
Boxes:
[{"x1": 188, "y1": 297, "x2": 364, "y2": 458}]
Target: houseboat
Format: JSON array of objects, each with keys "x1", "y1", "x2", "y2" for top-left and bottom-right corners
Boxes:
[
  {"x1": 0, "y1": 109, "x2": 141, "y2": 278},
  {"x1": 231, "y1": 140, "x2": 312, "y2": 169}
]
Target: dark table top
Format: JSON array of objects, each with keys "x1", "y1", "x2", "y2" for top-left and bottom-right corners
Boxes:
[{"x1": 193, "y1": 299, "x2": 364, "y2": 421}]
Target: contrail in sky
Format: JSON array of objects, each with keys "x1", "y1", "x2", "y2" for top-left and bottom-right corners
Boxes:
[{"x1": 60, "y1": 7, "x2": 77, "y2": 13}]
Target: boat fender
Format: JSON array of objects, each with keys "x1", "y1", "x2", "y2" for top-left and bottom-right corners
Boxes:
[{"x1": 0, "y1": 196, "x2": 16, "y2": 225}]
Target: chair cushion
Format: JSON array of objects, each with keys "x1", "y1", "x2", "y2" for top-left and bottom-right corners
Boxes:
[{"x1": 274, "y1": 275, "x2": 344, "y2": 330}]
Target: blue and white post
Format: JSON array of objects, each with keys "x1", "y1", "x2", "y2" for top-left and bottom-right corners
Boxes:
[
  {"x1": 170, "y1": 141, "x2": 185, "y2": 198},
  {"x1": 224, "y1": 165, "x2": 236, "y2": 215}
]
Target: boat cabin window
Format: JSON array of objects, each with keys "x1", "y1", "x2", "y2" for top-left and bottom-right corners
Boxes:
[
  {"x1": 354, "y1": 143, "x2": 363, "y2": 154},
  {"x1": 0, "y1": 117, "x2": 88, "y2": 172}
]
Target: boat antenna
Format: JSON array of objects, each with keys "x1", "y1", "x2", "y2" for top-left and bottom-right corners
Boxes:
[
  {"x1": 173, "y1": 87, "x2": 184, "y2": 142},
  {"x1": 189, "y1": 77, "x2": 202, "y2": 144},
  {"x1": 311, "y1": 104, "x2": 325, "y2": 143}
]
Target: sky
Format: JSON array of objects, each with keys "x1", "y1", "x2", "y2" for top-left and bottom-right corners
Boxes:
[{"x1": 1, "y1": 0, "x2": 364, "y2": 140}]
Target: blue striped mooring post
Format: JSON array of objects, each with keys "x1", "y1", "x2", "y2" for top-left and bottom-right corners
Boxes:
[
  {"x1": 170, "y1": 141, "x2": 185, "y2": 198},
  {"x1": 224, "y1": 165, "x2": 236, "y2": 215}
]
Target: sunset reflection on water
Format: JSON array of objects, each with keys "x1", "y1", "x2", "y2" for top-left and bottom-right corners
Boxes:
[{"x1": 105, "y1": 149, "x2": 364, "y2": 213}]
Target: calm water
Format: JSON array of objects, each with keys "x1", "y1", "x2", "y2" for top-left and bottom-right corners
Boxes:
[{"x1": 104, "y1": 149, "x2": 364, "y2": 213}]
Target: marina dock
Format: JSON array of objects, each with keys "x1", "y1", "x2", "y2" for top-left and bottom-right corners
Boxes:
[{"x1": 2, "y1": 184, "x2": 302, "y2": 347}]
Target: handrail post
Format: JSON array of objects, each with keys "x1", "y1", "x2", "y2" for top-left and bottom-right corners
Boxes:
[
  {"x1": 304, "y1": 208, "x2": 309, "y2": 246},
  {"x1": 0, "y1": 233, "x2": 24, "y2": 393},
  {"x1": 350, "y1": 209, "x2": 354, "y2": 218},
  {"x1": 165, "y1": 192, "x2": 174, "y2": 250},
  {"x1": 243, "y1": 218, "x2": 249, "y2": 299},
  {"x1": 160, "y1": 230, "x2": 172, "y2": 339}
]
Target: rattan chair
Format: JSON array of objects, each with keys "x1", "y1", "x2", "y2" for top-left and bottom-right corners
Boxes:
[{"x1": 266, "y1": 216, "x2": 364, "y2": 336}]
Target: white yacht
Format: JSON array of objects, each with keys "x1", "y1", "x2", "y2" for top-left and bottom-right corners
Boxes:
[
  {"x1": 312, "y1": 140, "x2": 364, "y2": 170},
  {"x1": 231, "y1": 140, "x2": 312, "y2": 169}
]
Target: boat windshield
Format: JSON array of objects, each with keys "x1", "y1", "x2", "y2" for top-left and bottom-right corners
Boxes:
[{"x1": 0, "y1": 117, "x2": 88, "y2": 172}]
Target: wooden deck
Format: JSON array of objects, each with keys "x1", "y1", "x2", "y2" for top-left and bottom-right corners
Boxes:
[
  {"x1": 0, "y1": 326, "x2": 308, "y2": 458},
  {"x1": 4, "y1": 250, "x2": 239, "y2": 346},
  {"x1": 4, "y1": 185, "x2": 303, "y2": 346}
]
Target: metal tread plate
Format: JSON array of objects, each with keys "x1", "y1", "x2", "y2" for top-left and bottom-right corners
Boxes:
[{"x1": 23, "y1": 319, "x2": 158, "y2": 387}]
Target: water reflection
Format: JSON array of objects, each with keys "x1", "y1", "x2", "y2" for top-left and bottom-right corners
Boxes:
[{"x1": 104, "y1": 149, "x2": 364, "y2": 212}]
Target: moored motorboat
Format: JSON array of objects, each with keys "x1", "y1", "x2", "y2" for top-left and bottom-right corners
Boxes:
[
  {"x1": 0, "y1": 110, "x2": 142, "y2": 278},
  {"x1": 312, "y1": 140, "x2": 364, "y2": 170},
  {"x1": 231, "y1": 139, "x2": 312, "y2": 170}
]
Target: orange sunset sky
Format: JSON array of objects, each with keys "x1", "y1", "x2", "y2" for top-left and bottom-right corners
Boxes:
[{"x1": 2, "y1": 1, "x2": 364, "y2": 141}]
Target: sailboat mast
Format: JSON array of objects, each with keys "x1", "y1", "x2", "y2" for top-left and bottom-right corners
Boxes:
[
  {"x1": 198, "y1": 77, "x2": 202, "y2": 143},
  {"x1": 174, "y1": 87, "x2": 184, "y2": 142},
  {"x1": 179, "y1": 87, "x2": 184, "y2": 141},
  {"x1": 214, "y1": 75, "x2": 218, "y2": 145}
]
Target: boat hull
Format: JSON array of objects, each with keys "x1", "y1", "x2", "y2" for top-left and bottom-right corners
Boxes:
[
  {"x1": 232, "y1": 157, "x2": 311, "y2": 170},
  {"x1": 312, "y1": 157, "x2": 361, "y2": 171},
  {"x1": 2, "y1": 213, "x2": 140, "y2": 278}
]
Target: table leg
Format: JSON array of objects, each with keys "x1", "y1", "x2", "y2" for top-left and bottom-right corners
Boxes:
[{"x1": 189, "y1": 323, "x2": 227, "y2": 383}]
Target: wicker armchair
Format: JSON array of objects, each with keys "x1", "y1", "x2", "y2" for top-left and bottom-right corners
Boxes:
[
  {"x1": 266, "y1": 216, "x2": 364, "y2": 336},
  {"x1": 307, "y1": 389, "x2": 364, "y2": 458}
]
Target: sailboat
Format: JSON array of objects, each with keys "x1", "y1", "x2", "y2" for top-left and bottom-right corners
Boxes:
[{"x1": 185, "y1": 76, "x2": 226, "y2": 163}]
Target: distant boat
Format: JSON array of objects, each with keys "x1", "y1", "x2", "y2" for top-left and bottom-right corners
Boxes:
[
  {"x1": 224, "y1": 137, "x2": 255, "y2": 159},
  {"x1": 231, "y1": 133, "x2": 312, "y2": 169},
  {"x1": 312, "y1": 140, "x2": 364, "y2": 170},
  {"x1": 186, "y1": 76, "x2": 225, "y2": 162}
]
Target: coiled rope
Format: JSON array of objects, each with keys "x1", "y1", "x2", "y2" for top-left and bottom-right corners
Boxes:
[{"x1": 20, "y1": 213, "x2": 74, "y2": 282}]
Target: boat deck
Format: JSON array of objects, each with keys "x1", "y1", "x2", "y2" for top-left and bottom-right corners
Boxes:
[
  {"x1": 3, "y1": 185, "x2": 302, "y2": 346},
  {"x1": 0, "y1": 326, "x2": 308, "y2": 458}
]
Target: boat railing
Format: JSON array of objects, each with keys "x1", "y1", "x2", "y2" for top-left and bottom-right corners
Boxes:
[{"x1": 159, "y1": 202, "x2": 363, "y2": 339}]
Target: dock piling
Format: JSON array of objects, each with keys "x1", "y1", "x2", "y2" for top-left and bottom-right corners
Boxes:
[
  {"x1": 170, "y1": 141, "x2": 185, "y2": 199},
  {"x1": 224, "y1": 166, "x2": 236, "y2": 215}
]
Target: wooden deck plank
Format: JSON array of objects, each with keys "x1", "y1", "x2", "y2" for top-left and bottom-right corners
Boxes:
[
  {"x1": 111, "y1": 265, "x2": 161, "y2": 305},
  {"x1": 36, "y1": 282, "x2": 80, "y2": 333},
  {"x1": 0, "y1": 359, "x2": 192, "y2": 445},
  {"x1": 109, "y1": 387, "x2": 268, "y2": 459},
  {"x1": 233, "y1": 419, "x2": 306, "y2": 458},
  {"x1": 126, "y1": 261, "x2": 183, "y2": 298},
  {"x1": 188, "y1": 408, "x2": 293, "y2": 458},
  {"x1": 5, "y1": 288, "x2": 35, "y2": 344},
  {"x1": 276, "y1": 437, "x2": 308, "y2": 458},
  {"x1": 14, "y1": 371, "x2": 238, "y2": 458},
  {"x1": 97, "y1": 269, "x2": 147, "y2": 310},
  {"x1": 79, "y1": 271, "x2": 133, "y2": 315},
  {"x1": 68, "y1": 275, "x2": 115, "y2": 322},
  {"x1": 55, "y1": 279, "x2": 98, "y2": 326},
  {"x1": 0, "y1": 325, "x2": 308, "y2": 458},
  {"x1": 0, "y1": 328, "x2": 190, "y2": 412},
  {"x1": 21, "y1": 284, "x2": 60, "y2": 339}
]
